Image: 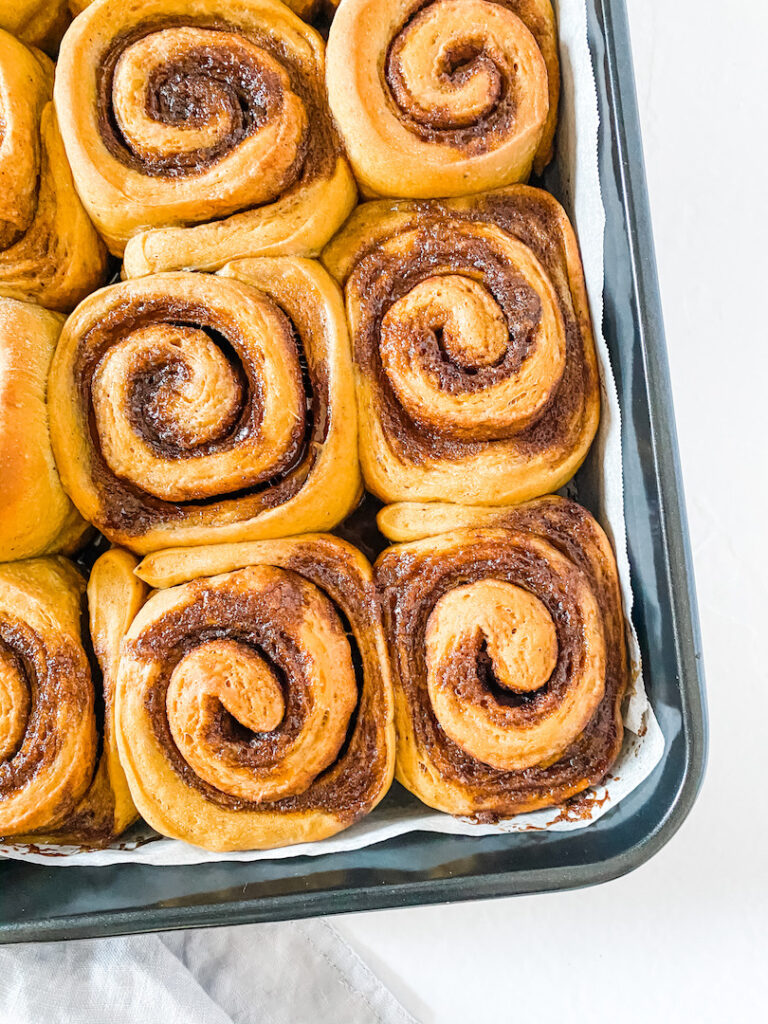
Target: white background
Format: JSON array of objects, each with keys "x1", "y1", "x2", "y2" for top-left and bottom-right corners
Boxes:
[{"x1": 335, "y1": 1, "x2": 768, "y2": 1019}]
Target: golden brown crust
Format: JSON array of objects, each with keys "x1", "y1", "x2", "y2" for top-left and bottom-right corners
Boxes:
[
  {"x1": 322, "y1": 186, "x2": 600, "y2": 506},
  {"x1": 0, "y1": 557, "x2": 95, "y2": 838},
  {"x1": 54, "y1": 0, "x2": 357, "y2": 273},
  {"x1": 70, "y1": 0, "x2": 323, "y2": 18},
  {"x1": 48, "y1": 261, "x2": 361, "y2": 553},
  {"x1": 0, "y1": 2, "x2": 70, "y2": 55},
  {"x1": 281, "y1": 0, "x2": 324, "y2": 18},
  {"x1": 120, "y1": 535, "x2": 396, "y2": 852},
  {"x1": 24, "y1": 549, "x2": 147, "y2": 845},
  {"x1": 326, "y1": 0, "x2": 558, "y2": 198},
  {"x1": 0, "y1": 298, "x2": 89, "y2": 562},
  {"x1": 375, "y1": 496, "x2": 628, "y2": 818},
  {"x1": 0, "y1": 31, "x2": 108, "y2": 312}
]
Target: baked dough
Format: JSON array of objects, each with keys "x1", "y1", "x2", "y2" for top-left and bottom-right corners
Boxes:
[
  {"x1": 54, "y1": 0, "x2": 357, "y2": 273},
  {"x1": 375, "y1": 496, "x2": 628, "y2": 817},
  {"x1": 323, "y1": 186, "x2": 600, "y2": 506},
  {"x1": 326, "y1": 0, "x2": 559, "y2": 197},
  {"x1": 116, "y1": 534, "x2": 396, "y2": 851},
  {"x1": 0, "y1": 298, "x2": 88, "y2": 562},
  {"x1": 48, "y1": 261, "x2": 361, "y2": 553},
  {"x1": 0, "y1": 552, "x2": 144, "y2": 844}
]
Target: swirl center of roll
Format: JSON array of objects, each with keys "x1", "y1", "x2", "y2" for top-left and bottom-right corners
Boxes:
[
  {"x1": 154, "y1": 566, "x2": 359, "y2": 804},
  {"x1": 86, "y1": 282, "x2": 306, "y2": 504},
  {"x1": 375, "y1": 232, "x2": 568, "y2": 441},
  {"x1": 107, "y1": 26, "x2": 308, "y2": 200},
  {"x1": 384, "y1": 0, "x2": 546, "y2": 147},
  {"x1": 167, "y1": 638, "x2": 286, "y2": 797},
  {"x1": 427, "y1": 579, "x2": 558, "y2": 696},
  {"x1": 0, "y1": 644, "x2": 29, "y2": 761},
  {"x1": 425, "y1": 578, "x2": 568, "y2": 771},
  {"x1": 103, "y1": 323, "x2": 244, "y2": 450},
  {"x1": 383, "y1": 274, "x2": 508, "y2": 373}
]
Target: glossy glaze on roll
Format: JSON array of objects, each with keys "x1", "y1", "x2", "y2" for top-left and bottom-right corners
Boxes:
[
  {"x1": 323, "y1": 186, "x2": 599, "y2": 506},
  {"x1": 375, "y1": 496, "x2": 628, "y2": 818},
  {"x1": 70, "y1": 0, "x2": 323, "y2": 16},
  {"x1": 49, "y1": 261, "x2": 361, "y2": 553},
  {"x1": 326, "y1": 0, "x2": 559, "y2": 197},
  {"x1": 281, "y1": 0, "x2": 324, "y2": 17},
  {"x1": 0, "y1": 2, "x2": 70, "y2": 55},
  {"x1": 54, "y1": 0, "x2": 357, "y2": 275},
  {"x1": 0, "y1": 551, "x2": 144, "y2": 843},
  {"x1": 0, "y1": 31, "x2": 108, "y2": 312},
  {"x1": 119, "y1": 535, "x2": 396, "y2": 851},
  {"x1": 0, "y1": 299, "x2": 88, "y2": 562}
]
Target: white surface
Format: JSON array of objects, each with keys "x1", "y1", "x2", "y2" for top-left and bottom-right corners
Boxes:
[
  {"x1": 0, "y1": 921, "x2": 414, "y2": 1024},
  {"x1": 335, "y1": 1, "x2": 768, "y2": 1020}
]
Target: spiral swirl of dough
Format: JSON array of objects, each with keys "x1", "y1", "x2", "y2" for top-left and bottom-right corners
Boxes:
[
  {"x1": 118, "y1": 535, "x2": 396, "y2": 851},
  {"x1": 424, "y1": 577, "x2": 599, "y2": 770},
  {"x1": 322, "y1": 186, "x2": 599, "y2": 506},
  {"x1": 326, "y1": 0, "x2": 559, "y2": 197},
  {"x1": 0, "y1": 559, "x2": 95, "y2": 837},
  {"x1": 49, "y1": 261, "x2": 361, "y2": 553},
  {"x1": 375, "y1": 496, "x2": 629, "y2": 818},
  {"x1": 152, "y1": 567, "x2": 358, "y2": 804},
  {"x1": 54, "y1": 0, "x2": 356, "y2": 274},
  {"x1": 0, "y1": 551, "x2": 147, "y2": 846}
]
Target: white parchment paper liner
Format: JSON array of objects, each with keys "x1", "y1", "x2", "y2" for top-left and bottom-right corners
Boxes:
[{"x1": 0, "y1": 0, "x2": 664, "y2": 867}]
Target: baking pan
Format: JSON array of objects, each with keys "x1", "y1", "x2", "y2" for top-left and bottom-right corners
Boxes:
[{"x1": 0, "y1": 0, "x2": 707, "y2": 943}]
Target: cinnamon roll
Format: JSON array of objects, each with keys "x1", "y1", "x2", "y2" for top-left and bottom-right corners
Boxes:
[
  {"x1": 118, "y1": 535, "x2": 396, "y2": 851},
  {"x1": 69, "y1": 0, "x2": 323, "y2": 17},
  {"x1": 48, "y1": 261, "x2": 361, "y2": 553},
  {"x1": 0, "y1": 2, "x2": 69, "y2": 55},
  {"x1": 375, "y1": 496, "x2": 628, "y2": 818},
  {"x1": 322, "y1": 186, "x2": 599, "y2": 506},
  {"x1": 326, "y1": 0, "x2": 559, "y2": 198},
  {"x1": 53, "y1": 0, "x2": 357, "y2": 276},
  {"x1": 0, "y1": 299, "x2": 88, "y2": 562},
  {"x1": 281, "y1": 0, "x2": 323, "y2": 18},
  {"x1": 0, "y1": 550, "x2": 145, "y2": 843},
  {"x1": 0, "y1": 31, "x2": 108, "y2": 312}
]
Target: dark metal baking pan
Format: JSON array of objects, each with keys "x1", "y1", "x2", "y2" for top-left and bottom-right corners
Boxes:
[{"x1": 0, "y1": 0, "x2": 707, "y2": 943}]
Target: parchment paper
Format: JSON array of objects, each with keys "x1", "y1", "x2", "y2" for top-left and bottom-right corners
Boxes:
[{"x1": 0, "y1": 0, "x2": 664, "y2": 867}]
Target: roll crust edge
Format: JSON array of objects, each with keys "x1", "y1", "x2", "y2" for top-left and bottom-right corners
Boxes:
[
  {"x1": 375, "y1": 496, "x2": 628, "y2": 818},
  {"x1": 118, "y1": 534, "x2": 396, "y2": 851}
]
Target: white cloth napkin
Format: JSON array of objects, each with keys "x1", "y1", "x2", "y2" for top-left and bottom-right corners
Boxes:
[{"x1": 0, "y1": 920, "x2": 416, "y2": 1024}]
